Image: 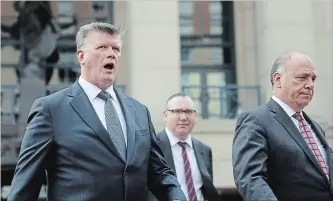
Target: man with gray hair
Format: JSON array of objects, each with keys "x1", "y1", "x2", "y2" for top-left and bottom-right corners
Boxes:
[
  {"x1": 232, "y1": 51, "x2": 333, "y2": 201},
  {"x1": 8, "y1": 22, "x2": 186, "y2": 201}
]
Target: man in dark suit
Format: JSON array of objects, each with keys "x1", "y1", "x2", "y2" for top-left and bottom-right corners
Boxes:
[
  {"x1": 8, "y1": 22, "x2": 186, "y2": 201},
  {"x1": 149, "y1": 93, "x2": 220, "y2": 201},
  {"x1": 232, "y1": 51, "x2": 333, "y2": 201}
]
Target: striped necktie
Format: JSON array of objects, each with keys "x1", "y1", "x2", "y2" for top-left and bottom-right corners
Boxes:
[{"x1": 178, "y1": 142, "x2": 198, "y2": 201}]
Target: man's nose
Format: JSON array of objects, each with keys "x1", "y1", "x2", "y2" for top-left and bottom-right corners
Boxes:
[
  {"x1": 305, "y1": 78, "x2": 315, "y2": 89},
  {"x1": 107, "y1": 49, "x2": 116, "y2": 59},
  {"x1": 179, "y1": 112, "x2": 188, "y2": 119}
]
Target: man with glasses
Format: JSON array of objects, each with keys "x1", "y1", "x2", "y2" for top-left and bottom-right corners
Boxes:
[{"x1": 149, "y1": 93, "x2": 221, "y2": 201}]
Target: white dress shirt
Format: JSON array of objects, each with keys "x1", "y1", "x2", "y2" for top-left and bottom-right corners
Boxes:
[
  {"x1": 165, "y1": 128, "x2": 204, "y2": 201},
  {"x1": 78, "y1": 76, "x2": 127, "y2": 145},
  {"x1": 272, "y1": 96, "x2": 327, "y2": 166}
]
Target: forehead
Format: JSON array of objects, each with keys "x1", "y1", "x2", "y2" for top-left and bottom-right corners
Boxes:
[
  {"x1": 86, "y1": 30, "x2": 121, "y2": 46},
  {"x1": 168, "y1": 96, "x2": 195, "y2": 109},
  {"x1": 287, "y1": 56, "x2": 316, "y2": 75}
]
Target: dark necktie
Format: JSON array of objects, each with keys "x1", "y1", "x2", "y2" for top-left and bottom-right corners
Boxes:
[
  {"x1": 98, "y1": 91, "x2": 126, "y2": 160},
  {"x1": 293, "y1": 112, "x2": 329, "y2": 178},
  {"x1": 178, "y1": 142, "x2": 198, "y2": 201}
]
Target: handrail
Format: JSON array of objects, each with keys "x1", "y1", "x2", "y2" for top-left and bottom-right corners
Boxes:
[{"x1": 182, "y1": 84, "x2": 262, "y2": 119}]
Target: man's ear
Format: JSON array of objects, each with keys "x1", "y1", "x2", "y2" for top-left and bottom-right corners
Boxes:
[
  {"x1": 273, "y1": 72, "x2": 282, "y2": 88},
  {"x1": 193, "y1": 111, "x2": 198, "y2": 125},
  {"x1": 77, "y1": 49, "x2": 85, "y2": 65},
  {"x1": 163, "y1": 110, "x2": 168, "y2": 123}
]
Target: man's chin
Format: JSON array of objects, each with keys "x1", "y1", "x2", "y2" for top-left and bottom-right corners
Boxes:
[
  {"x1": 297, "y1": 100, "x2": 310, "y2": 110},
  {"x1": 103, "y1": 77, "x2": 114, "y2": 85},
  {"x1": 177, "y1": 131, "x2": 191, "y2": 138}
]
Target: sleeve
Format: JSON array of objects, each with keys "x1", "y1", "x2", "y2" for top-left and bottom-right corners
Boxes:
[
  {"x1": 8, "y1": 98, "x2": 54, "y2": 201},
  {"x1": 232, "y1": 111, "x2": 278, "y2": 201}
]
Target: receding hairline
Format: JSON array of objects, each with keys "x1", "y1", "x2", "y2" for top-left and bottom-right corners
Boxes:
[
  {"x1": 165, "y1": 93, "x2": 195, "y2": 109},
  {"x1": 270, "y1": 51, "x2": 315, "y2": 85},
  {"x1": 278, "y1": 51, "x2": 314, "y2": 68}
]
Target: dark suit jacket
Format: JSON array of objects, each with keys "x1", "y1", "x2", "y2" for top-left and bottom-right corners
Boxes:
[
  {"x1": 8, "y1": 82, "x2": 186, "y2": 201},
  {"x1": 232, "y1": 98, "x2": 333, "y2": 201},
  {"x1": 148, "y1": 130, "x2": 221, "y2": 201}
]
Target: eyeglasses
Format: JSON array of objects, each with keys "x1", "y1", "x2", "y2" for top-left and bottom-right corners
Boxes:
[{"x1": 166, "y1": 109, "x2": 196, "y2": 116}]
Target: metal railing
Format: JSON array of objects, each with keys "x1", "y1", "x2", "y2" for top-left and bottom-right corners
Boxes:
[{"x1": 182, "y1": 84, "x2": 262, "y2": 119}]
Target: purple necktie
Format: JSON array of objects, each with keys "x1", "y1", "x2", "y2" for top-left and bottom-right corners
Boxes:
[{"x1": 178, "y1": 142, "x2": 198, "y2": 201}]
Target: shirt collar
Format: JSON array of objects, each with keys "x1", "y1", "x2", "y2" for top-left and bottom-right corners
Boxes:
[
  {"x1": 272, "y1": 96, "x2": 303, "y2": 118},
  {"x1": 165, "y1": 127, "x2": 193, "y2": 148},
  {"x1": 78, "y1": 76, "x2": 116, "y2": 101}
]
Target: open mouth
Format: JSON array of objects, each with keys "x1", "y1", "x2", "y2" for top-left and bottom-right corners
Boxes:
[{"x1": 104, "y1": 63, "x2": 115, "y2": 70}]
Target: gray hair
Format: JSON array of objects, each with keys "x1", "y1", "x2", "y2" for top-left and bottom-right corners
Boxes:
[
  {"x1": 270, "y1": 51, "x2": 302, "y2": 85},
  {"x1": 270, "y1": 57, "x2": 286, "y2": 85},
  {"x1": 76, "y1": 22, "x2": 124, "y2": 50}
]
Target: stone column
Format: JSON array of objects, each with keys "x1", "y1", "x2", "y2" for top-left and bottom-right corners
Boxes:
[{"x1": 115, "y1": 1, "x2": 182, "y2": 130}]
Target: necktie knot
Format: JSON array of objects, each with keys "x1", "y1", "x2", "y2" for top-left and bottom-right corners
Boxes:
[
  {"x1": 178, "y1": 141, "x2": 187, "y2": 149},
  {"x1": 293, "y1": 112, "x2": 303, "y2": 121},
  {"x1": 98, "y1": 91, "x2": 112, "y2": 101}
]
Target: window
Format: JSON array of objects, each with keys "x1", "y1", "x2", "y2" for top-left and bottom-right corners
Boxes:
[
  {"x1": 91, "y1": 1, "x2": 108, "y2": 21},
  {"x1": 91, "y1": 1, "x2": 106, "y2": 13},
  {"x1": 179, "y1": 1, "x2": 194, "y2": 35},
  {"x1": 57, "y1": 1, "x2": 75, "y2": 35},
  {"x1": 58, "y1": 1, "x2": 73, "y2": 15},
  {"x1": 209, "y1": 1, "x2": 222, "y2": 34},
  {"x1": 179, "y1": 1, "x2": 237, "y2": 119}
]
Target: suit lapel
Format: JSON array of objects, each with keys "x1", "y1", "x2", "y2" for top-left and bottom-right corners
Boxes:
[
  {"x1": 192, "y1": 139, "x2": 220, "y2": 201},
  {"x1": 68, "y1": 82, "x2": 123, "y2": 161},
  {"x1": 114, "y1": 88, "x2": 136, "y2": 164},
  {"x1": 158, "y1": 131, "x2": 176, "y2": 174},
  {"x1": 327, "y1": 147, "x2": 333, "y2": 189},
  {"x1": 192, "y1": 139, "x2": 210, "y2": 179},
  {"x1": 268, "y1": 99, "x2": 329, "y2": 182},
  {"x1": 303, "y1": 112, "x2": 330, "y2": 148}
]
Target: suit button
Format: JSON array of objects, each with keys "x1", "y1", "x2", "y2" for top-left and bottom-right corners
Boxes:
[{"x1": 124, "y1": 171, "x2": 127, "y2": 178}]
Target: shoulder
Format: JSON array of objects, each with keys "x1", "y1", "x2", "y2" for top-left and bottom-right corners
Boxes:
[
  {"x1": 192, "y1": 137, "x2": 211, "y2": 151},
  {"x1": 28, "y1": 87, "x2": 70, "y2": 119},
  {"x1": 42, "y1": 86, "x2": 71, "y2": 106},
  {"x1": 31, "y1": 86, "x2": 70, "y2": 109},
  {"x1": 156, "y1": 130, "x2": 167, "y2": 141},
  {"x1": 237, "y1": 104, "x2": 270, "y2": 124},
  {"x1": 117, "y1": 89, "x2": 149, "y2": 112}
]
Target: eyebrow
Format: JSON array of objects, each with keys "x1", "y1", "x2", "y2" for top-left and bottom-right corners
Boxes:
[
  {"x1": 298, "y1": 73, "x2": 317, "y2": 79},
  {"x1": 95, "y1": 43, "x2": 107, "y2": 47}
]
